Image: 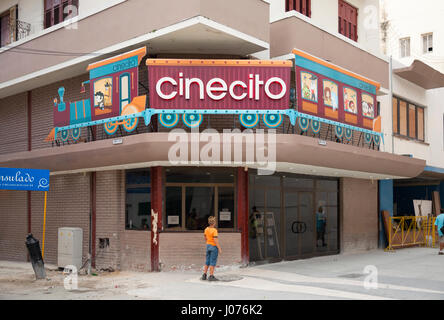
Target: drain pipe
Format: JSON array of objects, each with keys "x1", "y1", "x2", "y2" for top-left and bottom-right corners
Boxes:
[{"x1": 389, "y1": 55, "x2": 394, "y2": 154}]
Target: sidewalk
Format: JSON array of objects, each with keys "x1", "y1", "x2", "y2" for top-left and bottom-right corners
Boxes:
[{"x1": 1, "y1": 247, "x2": 443, "y2": 300}]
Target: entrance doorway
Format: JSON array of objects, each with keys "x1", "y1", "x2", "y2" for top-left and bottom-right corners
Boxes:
[{"x1": 249, "y1": 173, "x2": 339, "y2": 263}]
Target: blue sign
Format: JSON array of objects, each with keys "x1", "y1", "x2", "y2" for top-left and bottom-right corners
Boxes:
[{"x1": 0, "y1": 167, "x2": 50, "y2": 191}]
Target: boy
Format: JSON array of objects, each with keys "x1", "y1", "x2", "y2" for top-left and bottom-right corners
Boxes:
[
  {"x1": 435, "y1": 210, "x2": 444, "y2": 255},
  {"x1": 201, "y1": 216, "x2": 222, "y2": 281}
]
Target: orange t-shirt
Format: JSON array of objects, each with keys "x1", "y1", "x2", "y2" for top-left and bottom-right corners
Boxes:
[{"x1": 204, "y1": 227, "x2": 218, "y2": 246}]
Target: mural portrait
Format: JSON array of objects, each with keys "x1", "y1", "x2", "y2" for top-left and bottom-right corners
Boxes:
[
  {"x1": 343, "y1": 87, "x2": 357, "y2": 114},
  {"x1": 323, "y1": 80, "x2": 338, "y2": 110},
  {"x1": 362, "y1": 93, "x2": 375, "y2": 118},
  {"x1": 94, "y1": 77, "x2": 113, "y2": 116},
  {"x1": 301, "y1": 71, "x2": 318, "y2": 103}
]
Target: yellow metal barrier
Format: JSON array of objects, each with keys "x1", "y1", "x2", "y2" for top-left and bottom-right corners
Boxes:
[{"x1": 385, "y1": 215, "x2": 436, "y2": 251}]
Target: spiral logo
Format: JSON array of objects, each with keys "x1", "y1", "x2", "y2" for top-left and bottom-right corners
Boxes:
[{"x1": 38, "y1": 178, "x2": 49, "y2": 190}]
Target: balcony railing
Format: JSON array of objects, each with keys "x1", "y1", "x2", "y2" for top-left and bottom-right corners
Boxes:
[{"x1": 0, "y1": 20, "x2": 32, "y2": 48}]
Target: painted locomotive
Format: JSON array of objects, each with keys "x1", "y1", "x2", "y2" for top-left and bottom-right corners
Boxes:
[
  {"x1": 46, "y1": 47, "x2": 147, "y2": 142},
  {"x1": 45, "y1": 46, "x2": 383, "y2": 146}
]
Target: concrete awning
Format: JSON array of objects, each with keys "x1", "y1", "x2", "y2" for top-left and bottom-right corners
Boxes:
[
  {"x1": 0, "y1": 133, "x2": 426, "y2": 180},
  {"x1": 394, "y1": 60, "x2": 444, "y2": 89}
]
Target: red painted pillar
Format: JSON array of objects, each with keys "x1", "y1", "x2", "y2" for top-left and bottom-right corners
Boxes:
[
  {"x1": 151, "y1": 166, "x2": 163, "y2": 272},
  {"x1": 237, "y1": 167, "x2": 249, "y2": 265}
]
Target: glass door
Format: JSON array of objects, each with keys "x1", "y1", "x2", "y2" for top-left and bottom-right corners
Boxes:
[{"x1": 249, "y1": 175, "x2": 282, "y2": 262}]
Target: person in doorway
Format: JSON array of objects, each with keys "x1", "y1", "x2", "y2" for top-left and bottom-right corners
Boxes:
[
  {"x1": 435, "y1": 210, "x2": 444, "y2": 255},
  {"x1": 316, "y1": 206, "x2": 327, "y2": 247},
  {"x1": 249, "y1": 206, "x2": 259, "y2": 239},
  {"x1": 201, "y1": 216, "x2": 222, "y2": 281}
]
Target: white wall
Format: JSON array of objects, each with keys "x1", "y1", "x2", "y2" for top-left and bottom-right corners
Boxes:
[
  {"x1": 269, "y1": 0, "x2": 382, "y2": 56},
  {"x1": 382, "y1": 72, "x2": 444, "y2": 170},
  {"x1": 0, "y1": 0, "x2": 126, "y2": 44},
  {"x1": 381, "y1": 0, "x2": 444, "y2": 73}
]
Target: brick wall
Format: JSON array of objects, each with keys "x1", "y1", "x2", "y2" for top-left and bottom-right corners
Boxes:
[
  {"x1": 121, "y1": 230, "x2": 151, "y2": 272},
  {"x1": 31, "y1": 74, "x2": 89, "y2": 150},
  {"x1": 0, "y1": 190, "x2": 28, "y2": 261},
  {"x1": 0, "y1": 92, "x2": 28, "y2": 155},
  {"x1": 31, "y1": 173, "x2": 91, "y2": 266},
  {"x1": 159, "y1": 232, "x2": 241, "y2": 271},
  {"x1": 340, "y1": 177, "x2": 378, "y2": 253},
  {"x1": 95, "y1": 170, "x2": 124, "y2": 270}
]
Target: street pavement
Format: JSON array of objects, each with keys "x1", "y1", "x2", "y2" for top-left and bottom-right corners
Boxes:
[{"x1": 0, "y1": 247, "x2": 443, "y2": 300}]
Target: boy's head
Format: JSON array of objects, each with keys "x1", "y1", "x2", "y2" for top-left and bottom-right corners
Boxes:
[{"x1": 208, "y1": 216, "x2": 216, "y2": 226}]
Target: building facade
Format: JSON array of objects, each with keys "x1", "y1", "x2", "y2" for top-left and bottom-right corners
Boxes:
[
  {"x1": 378, "y1": 0, "x2": 444, "y2": 227},
  {"x1": 0, "y1": 0, "x2": 426, "y2": 272}
]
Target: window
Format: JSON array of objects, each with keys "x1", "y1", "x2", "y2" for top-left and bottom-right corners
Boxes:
[
  {"x1": 125, "y1": 170, "x2": 151, "y2": 231},
  {"x1": 44, "y1": 0, "x2": 79, "y2": 29},
  {"x1": 285, "y1": 0, "x2": 311, "y2": 18},
  {"x1": 343, "y1": 87, "x2": 357, "y2": 114},
  {"x1": 0, "y1": 6, "x2": 17, "y2": 48},
  {"x1": 422, "y1": 33, "x2": 433, "y2": 54},
  {"x1": 301, "y1": 71, "x2": 318, "y2": 103},
  {"x1": 119, "y1": 73, "x2": 131, "y2": 111},
  {"x1": 392, "y1": 96, "x2": 425, "y2": 141},
  {"x1": 323, "y1": 80, "x2": 338, "y2": 110},
  {"x1": 165, "y1": 167, "x2": 235, "y2": 231},
  {"x1": 93, "y1": 77, "x2": 113, "y2": 116},
  {"x1": 362, "y1": 93, "x2": 375, "y2": 118},
  {"x1": 338, "y1": 0, "x2": 358, "y2": 42},
  {"x1": 400, "y1": 37, "x2": 411, "y2": 58}
]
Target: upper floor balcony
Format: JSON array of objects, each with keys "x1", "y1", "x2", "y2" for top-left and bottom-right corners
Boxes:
[
  {"x1": 269, "y1": 0, "x2": 389, "y2": 90},
  {"x1": 0, "y1": 0, "x2": 270, "y2": 99}
]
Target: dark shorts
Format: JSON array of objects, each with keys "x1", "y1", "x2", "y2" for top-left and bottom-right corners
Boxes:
[{"x1": 205, "y1": 244, "x2": 218, "y2": 266}]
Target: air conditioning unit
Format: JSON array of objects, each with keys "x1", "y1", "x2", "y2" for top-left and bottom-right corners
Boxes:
[{"x1": 58, "y1": 227, "x2": 83, "y2": 270}]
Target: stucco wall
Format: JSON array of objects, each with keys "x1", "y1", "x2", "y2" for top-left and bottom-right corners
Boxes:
[{"x1": 340, "y1": 177, "x2": 379, "y2": 253}]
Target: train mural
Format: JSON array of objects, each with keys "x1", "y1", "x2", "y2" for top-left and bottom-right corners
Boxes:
[{"x1": 45, "y1": 46, "x2": 383, "y2": 146}]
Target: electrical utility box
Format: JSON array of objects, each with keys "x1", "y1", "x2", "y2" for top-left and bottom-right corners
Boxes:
[{"x1": 58, "y1": 227, "x2": 83, "y2": 270}]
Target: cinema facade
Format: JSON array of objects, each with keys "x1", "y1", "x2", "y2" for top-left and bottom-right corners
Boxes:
[{"x1": 0, "y1": 1, "x2": 425, "y2": 272}]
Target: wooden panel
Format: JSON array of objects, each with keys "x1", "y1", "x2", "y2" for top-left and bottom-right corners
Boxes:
[
  {"x1": 392, "y1": 97, "x2": 398, "y2": 133},
  {"x1": 363, "y1": 118, "x2": 373, "y2": 129},
  {"x1": 302, "y1": 100, "x2": 318, "y2": 114},
  {"x1": 345, "y1": 113, "x2": 357, "y2": 124},
  {"x1": 324, "y1": 107, "x2": 338, "y2": 119},
  {"x1": 399, "y1": 100, "x2": 407, "y2": 136},
  {"x1": 408, "y1": 104, "x2": 416, "y2": 138},
  {"x1": 433, "y1": 191, "x2": 441, "y2": 217},
  {"x1": 417, "y1": 107, "x2": 424, "y2": 141}
]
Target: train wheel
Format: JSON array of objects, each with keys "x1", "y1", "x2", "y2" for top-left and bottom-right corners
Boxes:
[
  {"x1": 239, "y1": 114, "x2": 259, "y2": 128},
  {"x1": 123, "y1": 117, "x2": 139, "y2": 132},
  {"x1": 159, "y1": 113, "x2": 179, "y2": 128},
  {"x1": 262, "y1": 114, "x2": 282, "y2": 128},
  {"x1": 60, "y1": 129, "x2": 69, "y2": 142},
  {"x1": 104, "y1": 121, "x2": 119, "y2": 135},
  {"x1": 183, "y1": 113, "x2": 202, "y2": 128},
  {"x1": 71, "y1": 128, "x2": 81, "y2": 141}
]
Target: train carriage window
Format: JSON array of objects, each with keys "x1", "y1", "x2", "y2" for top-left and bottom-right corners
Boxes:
[
  {"x1": 343, "y1": 87, "x2": 357, "y2": 114},
  {"x1": 93, "y1": 77, "x2": 113, "y2": 116},
  {"x1": 362, "y1": 93, "x2": 375, "y2": 119},
  {"x1": 120, "y1": 73, "x2": 131, "y2": 111},
  {"x1": 301, "y1": 71, "x2": 318, "y2": 103},
  {"x1": 323, "y1": 80, "x2": 338, "y2": 110}
]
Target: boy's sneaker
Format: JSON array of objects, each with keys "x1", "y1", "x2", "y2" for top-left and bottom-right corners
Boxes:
[
  {"x1": 208, "y1": 275, "x2": 219, "y2": 281},
  {"x1": 201, "y1": 273, "x2": 207, "y2": 280}
]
